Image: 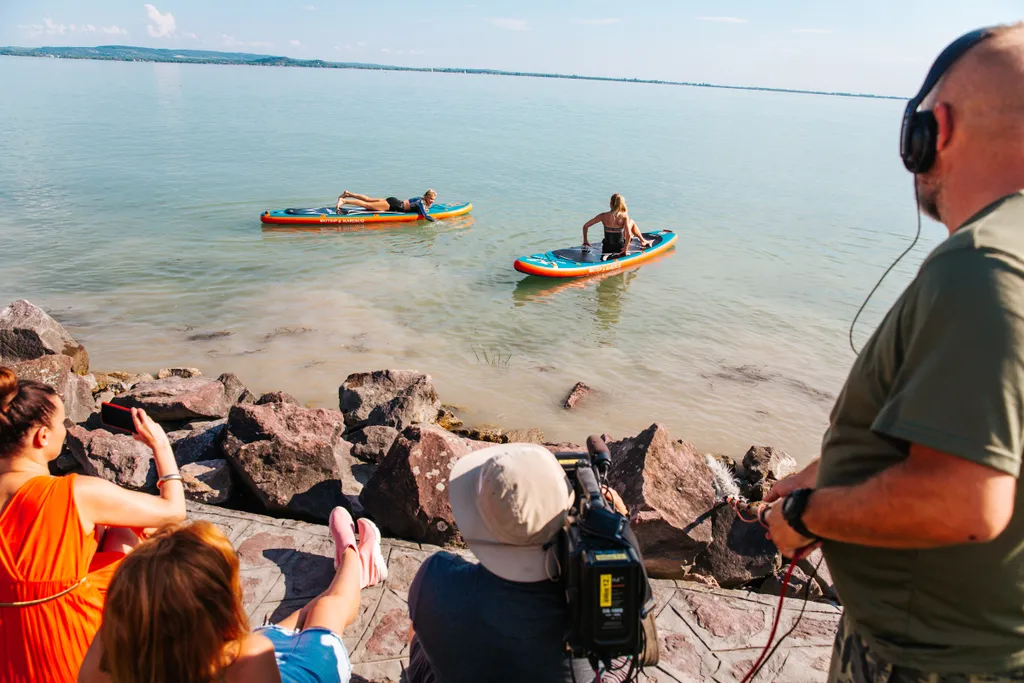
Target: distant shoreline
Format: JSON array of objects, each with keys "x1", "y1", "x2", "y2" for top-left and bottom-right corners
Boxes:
[{"x1": 0, "y1": 44, "x2": 905, "y2": 101}]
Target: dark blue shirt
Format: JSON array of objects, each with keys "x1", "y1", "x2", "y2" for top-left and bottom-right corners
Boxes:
[
  {"x1": 408, "y1": 197, "x2": 436, "y2": 222},
  {"x1": 407, "y1": 552, "x2": 592, "y2": 683}
]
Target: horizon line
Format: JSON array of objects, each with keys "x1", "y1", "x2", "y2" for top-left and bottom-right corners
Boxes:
[{"x1": 0, "y1": 44, "x2": 907, "y2": 101}]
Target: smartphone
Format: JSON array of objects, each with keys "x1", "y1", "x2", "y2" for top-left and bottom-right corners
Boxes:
[{"x1": 100, "y1": 402, "x2": 138, "y2": 434}]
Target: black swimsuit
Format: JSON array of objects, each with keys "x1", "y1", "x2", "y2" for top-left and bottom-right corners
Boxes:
[
  {"x1": 602, "y1": 225, "x2": 626, "y2": 254},
  {"x1": 386, "y1": 197, "x2": 405, "y2": 213}
]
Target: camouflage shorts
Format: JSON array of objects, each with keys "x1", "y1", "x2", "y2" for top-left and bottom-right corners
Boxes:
[{"x1": 828, "y1": 615, "x2": 1024, "y2": 683}]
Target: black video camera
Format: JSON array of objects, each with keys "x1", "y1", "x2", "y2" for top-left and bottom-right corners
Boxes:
[{"x1": 555, "y1": 435, "x2": 658, "y2": 675}]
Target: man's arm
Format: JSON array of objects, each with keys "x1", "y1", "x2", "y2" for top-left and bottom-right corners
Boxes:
[{"x1": 767, "y1": 444, "x2": 1016, "y2": 555}]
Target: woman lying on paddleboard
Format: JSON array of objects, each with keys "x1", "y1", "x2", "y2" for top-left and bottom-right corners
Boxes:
[
  {"x1": 336, "y1": 189, "x2": 438, "y2": 222},
  {"x1": 581, "y1": 194, "x2": 651, "y2": 257}
]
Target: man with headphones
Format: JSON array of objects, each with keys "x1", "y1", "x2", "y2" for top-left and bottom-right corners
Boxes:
[{"x1": 762, "y1": 24, "x2": 1024, "y2": 682}]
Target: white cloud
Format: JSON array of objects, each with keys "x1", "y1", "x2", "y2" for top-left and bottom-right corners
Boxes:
[
  {"x1": 793, "y1": 28, "x2": 833, "y2": 34},
  {"x1": 19, "y1": 19, "x2": 117, "y2": 38},
  {"x1": 356, "y1": 41, "x2": 366, "y2": 47},
  {"x1": 575, "y1": 18, "x2": 620, "y2": 26},
  {"x1": 222, "y1": 34, "x2": 272, "y2": 48},
  {"x1": 489, "y1": 18, "x2": 528, "y2": 31},
  {"x1": 290, "y1": 39, "x2": 303, "y2": 47},
  {"x1": 184, "y1": 32, "x2": 198, "y2": 40},
  {"x1": 145, "y1": 4, "x2": 176, "y2": 38},
  {"x1": 381, "y1": 47, "x2": 392, "y2": 53},
  {"x1": 303, "y1": 4, "x2": 316, "y2": 10},
  {"x1": 696, "y1": 16, "x2": 748, "y2": 24}
]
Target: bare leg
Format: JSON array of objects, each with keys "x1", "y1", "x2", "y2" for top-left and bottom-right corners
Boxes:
[
  {"x1": 343, "y1": 192, "x2": 377, "y2": 202},
  {"x1": 300, "y1": 547, "x2": 362, "y2": 633},
  {"x1": 341, "y1": 197, "x2": 391, "y2": 212}
]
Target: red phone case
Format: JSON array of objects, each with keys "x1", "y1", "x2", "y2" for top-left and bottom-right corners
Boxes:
[{"x1": 100, "y1": 402, "x2": 137, "y2": 433}]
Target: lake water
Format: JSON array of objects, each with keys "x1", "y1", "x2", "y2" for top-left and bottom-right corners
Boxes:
[{"x1": 0, "y1": 56, "x2": 945, "y2": 462}]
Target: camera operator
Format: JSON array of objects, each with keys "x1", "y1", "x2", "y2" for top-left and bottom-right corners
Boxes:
[{"x1": 405, "y1": 443, "x2": 631, "y2": 683}]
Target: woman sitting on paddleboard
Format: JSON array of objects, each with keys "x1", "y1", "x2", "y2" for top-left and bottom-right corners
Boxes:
[
  {"x1": 336, "y1": 189, "x2": 438, "y2": 222},
  {"x1": 582, "y1": 194, "x2": 651, "y2": 257}
]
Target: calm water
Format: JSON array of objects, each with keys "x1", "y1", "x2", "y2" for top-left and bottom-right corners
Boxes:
[{"x1": 0, "y1": 56, "x2": 946, "y2": 461}]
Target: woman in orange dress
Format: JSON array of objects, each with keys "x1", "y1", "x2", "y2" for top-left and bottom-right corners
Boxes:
[{"x1": 0, "y1": 366, "x2": 187, "y2": 683}]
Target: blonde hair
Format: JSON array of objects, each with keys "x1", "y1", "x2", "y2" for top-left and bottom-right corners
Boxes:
[
  {"x1": 610, "y1": 193, "x2": 627, "y2": 214},
  {"x1": 424, "y1": 189, "x2": 437, "y2": 200},
  {"x1": 100, "y1": 522, "x2": 249, "y2": 683}
]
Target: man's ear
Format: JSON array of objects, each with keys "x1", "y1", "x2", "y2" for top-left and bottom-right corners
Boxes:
[{"x1": 934, "y1": 102, "x2": 955, "y2": 154}]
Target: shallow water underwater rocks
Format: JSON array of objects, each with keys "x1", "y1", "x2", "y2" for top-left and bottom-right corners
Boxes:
[
  {"x1": 563, "y1": 380, "x2": 593, "y2": 409},
  {"x1": 0, "y1": 299, "x2": 90, "y2": 374},
  {"x1": 339, "y1": 369, "x2": 441, "y2": 432},
  {"x1": 222, "y1": 401, "x2": 358, "y2": 522},
  {"x1": 359, "y1": 424, "x2": 491, "y2": 546}
]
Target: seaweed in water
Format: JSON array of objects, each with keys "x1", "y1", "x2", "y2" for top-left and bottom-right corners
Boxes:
[
  {"x1": 187, "y1": 331, "x2": 233, "y2": 342},
  {"x1": 471, "y1": 345, "x2": 513, "y2": 368},
  {"x1": 263, "y1": 326, "x2": 315, "y2": 342}
]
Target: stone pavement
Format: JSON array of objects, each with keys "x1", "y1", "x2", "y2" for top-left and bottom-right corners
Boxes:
[{"x1": 189, "y1": 501, "x2": 842, "y2": 683}]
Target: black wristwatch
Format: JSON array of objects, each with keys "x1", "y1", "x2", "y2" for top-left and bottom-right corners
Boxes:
[{"x1": 781, "y1": 488, "x2": 820, "y2": 541}]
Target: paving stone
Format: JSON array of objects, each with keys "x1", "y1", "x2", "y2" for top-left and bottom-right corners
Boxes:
[
  {"x1": 187, "y1": 500, "x2": 837, "y2": 683},
  {"x1": 350, "y1": 590, "x2": 412, "y2": 664}
]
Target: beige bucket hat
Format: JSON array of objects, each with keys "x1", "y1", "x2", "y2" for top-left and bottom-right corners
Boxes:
[{"x1": 449, "y1": 443, "x2": 575, "y2": 582}]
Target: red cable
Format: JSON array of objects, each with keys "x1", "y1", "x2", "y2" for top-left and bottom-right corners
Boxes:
[{"x1": 739, "y1": 547, "x2": 809, "y2": 683}]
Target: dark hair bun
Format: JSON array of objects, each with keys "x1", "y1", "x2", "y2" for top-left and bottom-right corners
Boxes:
[{"x1": 0, "y1": 367, "x2": 17, "y2": 414}]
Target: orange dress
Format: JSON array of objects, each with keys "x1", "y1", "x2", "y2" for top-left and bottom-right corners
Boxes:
[{"x1": 0, "y1": 475, "x2": 125, "y2": 683}]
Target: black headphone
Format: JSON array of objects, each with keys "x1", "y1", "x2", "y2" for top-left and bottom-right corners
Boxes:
[{"x1": 900, "y1": 26, "x2": 996, "y2": 174}]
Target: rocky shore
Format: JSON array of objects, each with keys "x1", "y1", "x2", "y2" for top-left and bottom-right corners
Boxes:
[{"x1": 1, "y1": 299, "x2": 841, "y2": 678}]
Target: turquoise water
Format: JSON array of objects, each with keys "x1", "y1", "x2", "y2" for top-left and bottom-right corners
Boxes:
[{"x1": 0, "y1": 56, "x2": 946, "y2": 460}]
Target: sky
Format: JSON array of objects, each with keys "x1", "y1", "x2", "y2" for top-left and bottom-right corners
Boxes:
[{"x1": 1, "y1": 1, "x2": 1021, "y2": 95}]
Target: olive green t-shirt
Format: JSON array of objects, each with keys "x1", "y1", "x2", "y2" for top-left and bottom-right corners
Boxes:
[{"x1": 817, "y1": 191, "x2": 1024, "y2": 674}]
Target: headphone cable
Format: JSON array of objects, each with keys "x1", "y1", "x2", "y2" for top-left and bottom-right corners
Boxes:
[{"x1": 848, "y1": 179, "x2": 923, "y2": 355}]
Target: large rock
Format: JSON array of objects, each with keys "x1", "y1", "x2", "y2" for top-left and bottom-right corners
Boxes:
[
  {"x1": 157, "y1": 367, "x2": 202, "y2": 379},
  {"x1": 0, "y1": 300, "x2": 89, "y2": 374},
  {"x1": 256, "y1": 391, "x2": 300, "y2": 406},
  {"x1": 740, "y1": 446, "x2": 799, "y2": 501},
  {"x1": 180, "y1": 459, "x2": 233, "y2": 505},
  {"x1": 607, "y1": 424, "x2": 717, "y2": 579},
  {"x1": 66, "y1": 426, "x2": 156, "y2": 490},
  {"x1": 222, "y1": 402, "x2": 357, "y2": 521},
  {"x1": 169, "y1": 419, "x2": 227, "y2": 465},
  {"x1": 339, "y1": 370, "x2": 440, "y2": 432},
  {"x1": 692, "y1": 504, "x2": 780, "y2": 588},
  {"x1": 360, "y1": 424, "x2": 480, "y2": 545},
  {"x1": 349, "y1": 425, "x2": 401, "y2": 463},
  {"x1": 114, "y1": 373, "x2": 250, "y2": 422},
  {"x1": 93, "y1": 371, "x2": 155, "y2": 396},
  {"x1": 13, "y1": 355, "x2": 95, "y2": 423}
]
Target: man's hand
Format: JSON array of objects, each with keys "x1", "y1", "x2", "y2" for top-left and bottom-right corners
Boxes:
[
  {"x1": 764, "y1": 500, "x2": 818, "y2": 558},
  {"x1": 764, "y1": 459, "x2": 819, "y2": 503}
]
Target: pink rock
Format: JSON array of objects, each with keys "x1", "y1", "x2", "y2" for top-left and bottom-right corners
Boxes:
[
  {"x1": 223, "y1": 402, "x2": 357, "y2": 521},
  {"x1": 360, "y1": 424, "x2": 481, "y2": 545},
  {"x1": 0, "y1": 299, "x2": 89, "y2": 374}
]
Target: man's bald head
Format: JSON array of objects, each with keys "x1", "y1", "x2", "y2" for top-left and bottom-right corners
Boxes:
[
  {"x1": 916, "y1": 23, "x2": 1024, "y2": 230},
  {"x1": 934, "y1": 22, "x2": 1024, "y2": 138}
]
